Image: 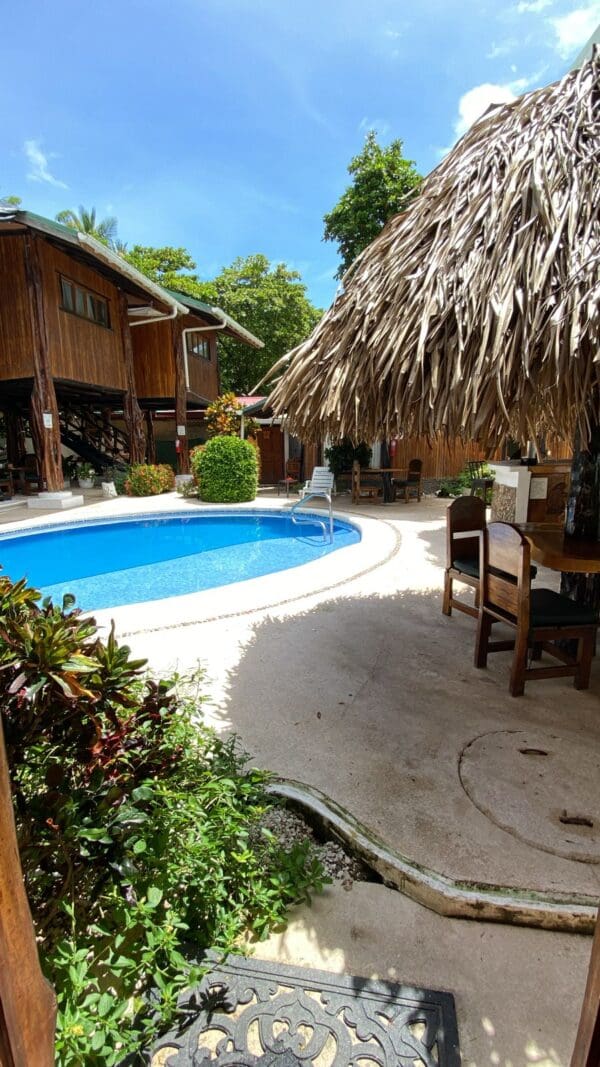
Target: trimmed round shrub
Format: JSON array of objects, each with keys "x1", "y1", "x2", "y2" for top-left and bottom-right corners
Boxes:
[
  {"x1": 194, "y1": 435, "x2": 258, "y2": 503},
  {"x1": 125, "y1": 463, "x2": 175, "y2": 496}
]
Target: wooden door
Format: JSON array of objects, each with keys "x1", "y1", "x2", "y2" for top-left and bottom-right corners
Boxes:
[
  {"x1": 257, "y1": 426, "x2": 284, "y2": 484},
  {"x1": 0, "y1": 720, "x2": 56, "y2": 1066}
]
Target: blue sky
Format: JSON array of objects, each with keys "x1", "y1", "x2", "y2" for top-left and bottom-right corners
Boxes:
[{"x1": 2, "y1": 0, "x2": 598, "y2": 308}]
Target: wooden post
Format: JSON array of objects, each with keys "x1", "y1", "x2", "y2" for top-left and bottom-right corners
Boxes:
[
  {"x1": 118, "y1": 291, "x2": 146, "y2": 465},
  {"x1": 0, "y1": 718, "x2": 56, "y2": 1066},
  {"x1": 4, "y1": 412, "x2": 26, "y2": 467},
  {"x1": 562, "y1": 422, "x2": 600, "y2": 612},
  {"x1": 571, "y1": 910, "x2": 600, "y2": 1067},
  {"x1": 173, "y1": 321, "x2": 189, "y2": 474},
  {"x1": 22, "y1": 234, "x2": 63, "y2": 491},
  {"x1": 145, "y1": 409, "x2": 156, "y2": 465}
]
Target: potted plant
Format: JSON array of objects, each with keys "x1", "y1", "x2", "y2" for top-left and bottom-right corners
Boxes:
[{"x1": 77, "y1": 462, "x2": 96, "y2": 489}]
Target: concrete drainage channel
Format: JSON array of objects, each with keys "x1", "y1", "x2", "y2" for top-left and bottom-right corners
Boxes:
[{"x1": 266, "y1": 780, "x2": 598, "y2": 934}]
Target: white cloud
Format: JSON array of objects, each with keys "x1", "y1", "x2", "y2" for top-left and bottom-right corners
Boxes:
[
  {"x1": 454, "y1": 83, "x2": 517, "y2": 137},
  {"x1": 24, "y1": 140, "x2": 68, "y2": 189},
  {"x1": 358, "y1": 116, "x2": 391, "y2": 137},
  {"x1": 516, "y1": 0, "x2": 552, "y2": 12},
  {"x1": 550, "y1": 4, "x2": 600, "y2": 57},
  {"x1": 486, "y1": 38, "x2": 519, "y2": 58}
]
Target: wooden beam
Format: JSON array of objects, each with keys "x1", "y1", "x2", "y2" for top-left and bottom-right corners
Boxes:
[
  {"x1": 173, "y1": 320, "x2": 189, "y2": 474},
  {"x1": 145, "y1": 409, "x2": 156, "y2": 464},
  {"x1": 0, "y1": 719, "x2": 56, "y2": 1066},
  {"x1": 4, "y1": 411, "x2": 25, "y2": 468},
  {"x1": 118, "y1": 291, "x2": 146, "y2": 465},
  {"x1": 22, "y1": 234, "x2": 63, "y2": 491},
  {"x1": 571, "y1": 910, "x2": 600, "y2": 1067}
]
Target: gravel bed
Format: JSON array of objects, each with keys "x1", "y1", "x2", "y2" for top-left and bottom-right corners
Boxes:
[{"x1": 258, "y1": 804, "x2": 370, "y2": 890}]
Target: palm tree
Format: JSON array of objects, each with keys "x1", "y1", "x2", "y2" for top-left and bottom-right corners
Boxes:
[{"x1": 56, "y1": 205, "x2": 118, "y2": 248}]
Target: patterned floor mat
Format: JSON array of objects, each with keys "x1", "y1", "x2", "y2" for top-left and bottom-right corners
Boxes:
[{"x1": 153, "y1": 954, "x2": 461, "y2": 1066}]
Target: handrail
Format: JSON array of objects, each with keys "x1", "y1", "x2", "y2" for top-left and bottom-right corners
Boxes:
[{"x1": 290, "y1": 493, "x2": 334, "y2": 543}]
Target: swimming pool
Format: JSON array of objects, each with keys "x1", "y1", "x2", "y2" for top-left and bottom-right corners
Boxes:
[{"x1": 0, "y1": 510, "x2": 360, "y2": 611}]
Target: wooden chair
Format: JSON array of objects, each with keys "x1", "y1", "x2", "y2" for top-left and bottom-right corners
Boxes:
[
  {"x1": 467, "y1": 460, "x2": 494, "y2": 503},
  {"x1": 394, "y1": 458, "x2": 422, "y2": 502},
  {"x1": 475, "y1": 522, "x2": 598, "y2": 697},
  {"x1": 442, "y1": 496, "x2": 487, "y2": 619},
  {"x1": 277, "y1": 458, "x2": 301, "y2": 496}
]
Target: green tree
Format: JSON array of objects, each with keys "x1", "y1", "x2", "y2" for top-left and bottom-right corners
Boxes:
[
  {"x1": 196, "y1": 255, "x2": 322, "y2": 393},
  {"x1": 323, "y1": 131, "x2": 422, "y2": 278},
  {"x1": 56, "y1": 204, "x2": 119, "y2": 246},
  {"x1": 124, "y1": 245, "x2": 199, "y2": 289},
  {"x1": 0, "y1": 195, "x2": 22, "y2": 207},
  {"x1": 124, "y1": 245, "x2": 321, "y2": 393}
]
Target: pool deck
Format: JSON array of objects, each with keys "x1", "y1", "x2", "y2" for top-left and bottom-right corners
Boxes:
[{"x1": 2, "y1": 488, "x2": 598, "y2": 1065}]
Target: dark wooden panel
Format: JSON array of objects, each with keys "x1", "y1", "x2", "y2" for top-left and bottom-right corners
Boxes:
[
  {"x1": 38, "y1": 240, "x2": 126, "y2": 390},
  {"x1": 0, "y1": 236, "x2": 34, "y2": 380},
  {"x1": 131, "y1": 319, "x2": 174, "y2": 399},
  {"x1": 132, "y1": 315, "x2": 220, "y2": 403},
  {"x1": 257, "y1": 425, "x2": 284, "y2": 483},
  {"x1": 185, "y1": 321, "x2": 220, "y2": 402}
]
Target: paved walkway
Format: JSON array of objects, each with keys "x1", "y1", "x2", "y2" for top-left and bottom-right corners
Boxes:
[{"x1": 3, "y1": 489, "x2": 598, "y2": 1064}]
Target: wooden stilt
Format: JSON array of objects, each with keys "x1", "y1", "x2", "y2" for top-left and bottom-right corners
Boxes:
[
  {"x1": 118, "y1": 291, "x2": 146, "y2": 465},
  {"x1": 173, "y1": 320, "x2": 189, "y2": 474},
  {"x1": 22, "y1": 234, "x2": 63, "y2": 491},
  {"x1": 4, "y1": 411, "x2": 26, "y2": 467},
  {"x1": 0, "y1": 718, "x2": 56, "y2": 1066},
  {"x1": 145, "y1": 409, "x2": 156, "y2": 464}
]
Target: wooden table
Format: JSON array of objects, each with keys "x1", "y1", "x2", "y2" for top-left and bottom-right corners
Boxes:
[
  {"x1": 351, "y1": 467, "x2": 407, "y2": 504},
  {"x1": 519, "y1": 525, "x2": 600, "y2": 573}
]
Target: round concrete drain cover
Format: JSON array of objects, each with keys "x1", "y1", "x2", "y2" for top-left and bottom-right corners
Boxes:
[{"x1": 459, "y1": 729, "x2": 600, "y2": 862}]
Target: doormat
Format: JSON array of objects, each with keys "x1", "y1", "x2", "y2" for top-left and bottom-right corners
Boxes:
[{"x1": 153, "y1": 954, "x2": 461, "y2": 1066}]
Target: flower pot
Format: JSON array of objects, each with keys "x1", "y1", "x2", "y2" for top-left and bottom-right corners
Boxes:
[{"x1": 78, "y1": 478, "x2": 93, "y2": 489}]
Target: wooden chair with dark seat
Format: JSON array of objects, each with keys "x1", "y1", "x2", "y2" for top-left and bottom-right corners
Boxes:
[
  {"x1": 443, "y1": 496, "x2": 487, "y2": 619},
  {"x1": 475, "y1": 522, "x2": 598, "y2": 697},
  {"x1": 467, "y1": 460, "x2": 494, "y2": 504},
  {"x1": 277, "y1": 458, "x2": 302, "y2": 497},
  {"x1": 394, "y1": 458, "x2": 422, "y2": 503}
]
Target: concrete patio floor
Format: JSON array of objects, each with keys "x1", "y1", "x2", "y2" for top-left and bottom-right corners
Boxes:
[{"x1": 2, "y1": 489, "x2": 598, "y2": 1064}]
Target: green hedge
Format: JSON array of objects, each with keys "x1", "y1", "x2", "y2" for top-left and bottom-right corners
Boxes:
[{"x1": 193, "y1": 435, "x2": 258, "y2": 503}]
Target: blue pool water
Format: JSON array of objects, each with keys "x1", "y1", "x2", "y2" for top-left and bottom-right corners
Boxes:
[{"x1": 0, "y1": 510, "x2": 360, "y2": 611}]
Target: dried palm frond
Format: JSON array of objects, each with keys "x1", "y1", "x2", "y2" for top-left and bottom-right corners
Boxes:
[{"x1": 267, "y1": 49, "x2": 600, "y2": 446}]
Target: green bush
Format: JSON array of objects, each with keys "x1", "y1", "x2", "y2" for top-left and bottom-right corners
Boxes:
[
  {"x1": 0, "y1": 574, "x2": 325, "y2": 1064},
  {"x1": 193, "y1": 435, "x2": 258, "y2": 503},
  {"x1": 324, "y1": 439, "x2": 372, "y2": 478},
  {"x1": 125, "y1": 463, "x2": 175, "y2": 496}
]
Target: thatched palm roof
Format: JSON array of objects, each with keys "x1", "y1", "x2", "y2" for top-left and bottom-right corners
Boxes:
[{"x1": 268, "y1": 50, "x2": 600, "y2": 447}]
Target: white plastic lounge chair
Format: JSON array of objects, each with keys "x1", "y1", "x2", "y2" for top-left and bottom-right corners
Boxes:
[
  {"x1": 299, "y1": 466, "x2": 334, "y2": 500},
  {"x1": 292, "y1": 466, "x2": 335, "y2": 542}
]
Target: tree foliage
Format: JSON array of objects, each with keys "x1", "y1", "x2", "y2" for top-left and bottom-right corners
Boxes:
[
  {"x1": 197, "y1": 255, "x2": 322, "y2": 393},
  {"x1": 323, "y1": 131, "x2": 422, "y2": 278},
  {"x1": 124, "y1": 245, "x2": 199, "y2": 291},
  {"x1": 56, "y1": 205, "x2": 119, "y2": 247}
]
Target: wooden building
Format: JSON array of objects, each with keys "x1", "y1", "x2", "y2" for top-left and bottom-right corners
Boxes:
[
  {"x1": 0, "y1": 207, "x2": 263, "y2": 490},
  {"x1": 131, "y1": 291, "x2": 263, "y2": 473}
]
